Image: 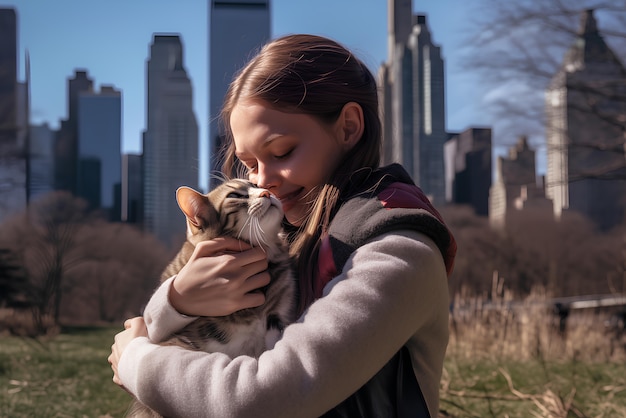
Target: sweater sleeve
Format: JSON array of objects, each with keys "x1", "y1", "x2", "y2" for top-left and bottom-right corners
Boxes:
[
  {"x1": 143, "y1": 276, "x2": 198, "y2": 343},
  {"x1": 118, "y1": 230, "x2": 449, "y2": 418}
]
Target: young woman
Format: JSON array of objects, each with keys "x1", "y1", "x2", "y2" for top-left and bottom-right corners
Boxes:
[{"x1": 109, "y1": 34, "x2": 456, "y2": 418}]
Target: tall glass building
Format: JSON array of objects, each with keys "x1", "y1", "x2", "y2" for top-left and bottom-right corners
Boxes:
[
  {"x1": 379, "y1": 0, "x2": 447, "y2": 205},
  {"x1": 143, "y1": 34, "x2": 199, "y2": 247},
  {"x1": 77, "y1": 85, "x2": 122, "y2": 218},
  {"x1": 0, "y1": 7, "x2": 26, "y2": 221}
]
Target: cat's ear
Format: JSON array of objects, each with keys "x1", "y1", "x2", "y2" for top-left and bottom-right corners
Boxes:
[{"x1": 176, "y1": 186, "x2": 218, "y2": 230}]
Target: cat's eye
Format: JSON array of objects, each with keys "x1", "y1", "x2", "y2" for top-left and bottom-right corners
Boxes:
[{"x1": 226, "y1": 192, "x2": 248, "y2": 199}]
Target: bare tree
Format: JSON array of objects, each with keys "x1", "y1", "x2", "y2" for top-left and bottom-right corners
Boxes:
[
  {"x1": 465, "y1": 0, "x2": 626, "y2": 151},
  {"x1": 440, "y1": 204, "x2": 505, "y2": 295},
  {"x1": 0, "y1": 191, "x2": 91, "y2": 333},
  {"x1": 0, "y1": 192, "x2": 173, "y2": 332},
  {"x1": 33, "y1": 193, "x2": 88, "y2": 329},
  {"x1": 62, "y1": 221, "x2": 170, "y2": 323},
  {"x1": 442, "y1": 203, "x2": 622, "y2": 298}
]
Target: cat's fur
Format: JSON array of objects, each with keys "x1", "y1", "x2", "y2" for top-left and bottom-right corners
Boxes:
[{"x1": 127, "y1": 179, "x2": 296, "y2": 418}]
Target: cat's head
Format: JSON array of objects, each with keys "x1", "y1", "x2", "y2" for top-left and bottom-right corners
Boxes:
[{"x1": 176, "y1": 179, "x2": 285, "y2": 249}]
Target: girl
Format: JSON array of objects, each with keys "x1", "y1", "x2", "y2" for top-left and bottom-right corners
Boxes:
[{"x1": 109, "y1": 34, "x2": 456, "y2": 418}]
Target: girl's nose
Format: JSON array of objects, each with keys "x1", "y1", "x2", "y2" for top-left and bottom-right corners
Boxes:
[{"x1": 255, "y1": 162, "x2": 277, "y2": 190}]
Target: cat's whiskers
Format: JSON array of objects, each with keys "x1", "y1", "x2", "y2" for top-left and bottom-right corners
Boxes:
[
  {"x1": 250, "y1": 217, "x2": 270, "y2": 251},
  {"x1": 237, "y1": 215, "x2": 270, "y2": 253},
  {"x1": 237, "y1": 215, "x2": 253, "y2": 243}
]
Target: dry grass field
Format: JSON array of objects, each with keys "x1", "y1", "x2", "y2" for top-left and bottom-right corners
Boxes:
[
  {"x1": 1, "y1": 289, "x2": 625, "y2": 417},
  {"x1": 441, "y1": 288, "x2": 626, "y2": 417}
]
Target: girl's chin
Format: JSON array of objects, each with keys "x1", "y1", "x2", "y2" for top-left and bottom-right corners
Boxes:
[{"x1": 284, "y1": 208, "x2": 305, "y2": 227}]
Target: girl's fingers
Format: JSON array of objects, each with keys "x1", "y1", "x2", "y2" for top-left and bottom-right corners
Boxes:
[
  {"x1": 241, "y1": 271, "x2": 272, "y2": 294},
  {"x1": 193, "y1": 237, "x2": 253, "y2": 258},
  {"x1": 123, "y1": 316, "x2": 143, "y2": 330},
  {"x1": 240, "y1": 290, "x2": 266, "y2": 310},
  {"x1": 236, "y1": 258, "x2": 269, "y2": 285}
]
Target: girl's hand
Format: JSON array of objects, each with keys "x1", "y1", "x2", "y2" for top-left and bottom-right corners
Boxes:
[
  {"x1": 169, "y1": 237, "x2": 271, "y2": 317},
  {"x1": 108, "y1": 317, "x2": 147, "y2": 388}
]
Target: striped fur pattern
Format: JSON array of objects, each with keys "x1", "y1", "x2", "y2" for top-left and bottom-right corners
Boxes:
[{"x1": 128, "y1": 179, "x2": 296, "y2": 418}]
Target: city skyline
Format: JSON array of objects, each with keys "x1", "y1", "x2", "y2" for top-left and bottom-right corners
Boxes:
[{"x1": 3, "y1": 0, "x2": 482, "y2": 191}]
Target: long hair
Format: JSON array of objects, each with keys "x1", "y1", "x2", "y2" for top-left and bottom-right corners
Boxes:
[{"x1": 219, "y1": 34, "x2": 382, "y2": 313}]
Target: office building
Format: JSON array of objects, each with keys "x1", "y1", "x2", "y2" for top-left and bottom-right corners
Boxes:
[
  {"x1": 444, "y1": 127, "x2": 492, "y2": 216},
  {"x1": 143, "y1": 34, "x2": 199, "y2": 247},
  {"x1": 77, "y1": 85, "x2": 122, "y2": 219},
  {"x1": 0, "y1": 8, "x2": 27, "y2": 222},
  {"x1": 489, "y1": 136, "x2": 551, "y2": 229},
  {"x1": 0, "y1": 8, "x2": 17, "y2": 145},
  {"x1": 28, "y1": 122, "x2": 55, "y2": 200},
  {"x1": 55, "y1": 70, "x2": 93, "y2": 194},
  {"x1": 121, "y1": 153, "x2": 143, "y2": 224},
  {"x1": 545, "y1": 9, "x2": 626, "y2": 231},
  {"x1": 379, "y1": 0, "x2": 447, "y2": 204}
]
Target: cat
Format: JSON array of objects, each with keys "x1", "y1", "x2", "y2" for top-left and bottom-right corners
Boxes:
[{"x1": 127, "y1": 179, "x2": 296, "y2": 418}]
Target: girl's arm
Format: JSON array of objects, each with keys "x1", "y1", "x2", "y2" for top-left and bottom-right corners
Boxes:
[
  {"x1": 142, "y1": 276, "x2": 197, "y2": 342},
  {"x1": 118, "y1": 230, "x2": 449, "y2": 418},
  {"x1": 143, "y1": 237, "x2": 271, "y2": 342}
]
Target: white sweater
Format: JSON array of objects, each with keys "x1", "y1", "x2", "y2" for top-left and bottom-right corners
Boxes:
[{"x1": 118, "y1": 230, "x2": 449, "y2": 418}]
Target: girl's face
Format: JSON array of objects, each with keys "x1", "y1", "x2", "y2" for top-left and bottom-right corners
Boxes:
[{"x1": 231, "y1": 100, "x2": 346, "y2": 226}]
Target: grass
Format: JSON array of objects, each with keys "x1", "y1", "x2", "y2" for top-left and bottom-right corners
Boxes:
[
  {"x1": 440, "y1": 284, "x2": 626, "y2": 417},
  {"x1": 0, "y1": 326, "x2": 134, "y2": 418},
  {"x1": 441, "y1": 356, "x2": 626, "y2": 417},
  {"x1": 1, "y1": 310, "x2": 625, "y2": 417}
]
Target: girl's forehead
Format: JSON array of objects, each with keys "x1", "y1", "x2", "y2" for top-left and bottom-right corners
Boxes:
[{"x1": 231, "y1": 102, "x2": 310, "y2": 143}]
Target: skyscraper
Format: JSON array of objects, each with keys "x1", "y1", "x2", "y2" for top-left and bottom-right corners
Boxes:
[
  {"x1": 379, "y1": 0, "x2": 447, "y2": 205},
  {"x1": 121, "y1": 153, "x2": 142, "y2": 224},
  {"x1": 143, "y1": 34, "x2": 199, "y2": 247},
  {"x1": 28, "y1": 122, "x2": 55, "y2": 200},
  {"x1": 0, "y1": 7, "x2": 26, "y2": 222},
  {"x1": 0, "y1": 8, "x2": 17, "y2": 146},
  {"x1": 545, "y1": 9, "x2": 626, "y2": 231},
  {"x1": 77, "y1": 85, "x2": 122, "y2": 218},
  {"x1": 444, "y1": 127, "x2": 492, "y2": 216},
  {"x1": 54, "y1": 70, "x2": 93, "y2": 194},
  {"x1": 208, "y1": 0, "x2": 270, "y2": 187}
]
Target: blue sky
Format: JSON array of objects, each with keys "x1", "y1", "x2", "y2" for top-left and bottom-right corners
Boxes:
[{"x1": 4, "y1": 0, "x2": 488, "y2": 190}]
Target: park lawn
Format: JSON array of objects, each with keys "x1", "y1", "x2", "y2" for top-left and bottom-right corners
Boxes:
[
  {"x1": 0, "y1": 326, "x2": 625, "y2": 417},
  {"x1": 0, "y1": 326, "x2": 133, "y2": 418}
]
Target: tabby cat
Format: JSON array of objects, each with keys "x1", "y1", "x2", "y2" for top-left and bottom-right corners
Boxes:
[{"x1": 127, "y1": 179, "x2": 296, "y2": 418}]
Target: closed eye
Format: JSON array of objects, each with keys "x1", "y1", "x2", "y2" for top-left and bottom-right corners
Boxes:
[
  {"x1": 226, "y1": 192, "x2": 248, "y2": 199},
  {"x1": 275, "y1": 149, "x2": 293, "y2": 160},
  {"x1": 237, "y1": 159, "x2": 257, "y2": 174}
]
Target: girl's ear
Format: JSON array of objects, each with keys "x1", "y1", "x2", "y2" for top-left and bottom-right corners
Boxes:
[{"x1": 336, "y1": 102, "x2": 364, "y2": 151}]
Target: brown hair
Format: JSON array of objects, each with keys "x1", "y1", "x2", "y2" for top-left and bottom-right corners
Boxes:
[{"x1": 219, "y1": 34, "x2": 381, "y2": 313}]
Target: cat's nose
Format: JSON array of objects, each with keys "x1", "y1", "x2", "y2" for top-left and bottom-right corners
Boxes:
[{"x1": 259, "y1": 190, "x2": 271, "y2": 199}]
